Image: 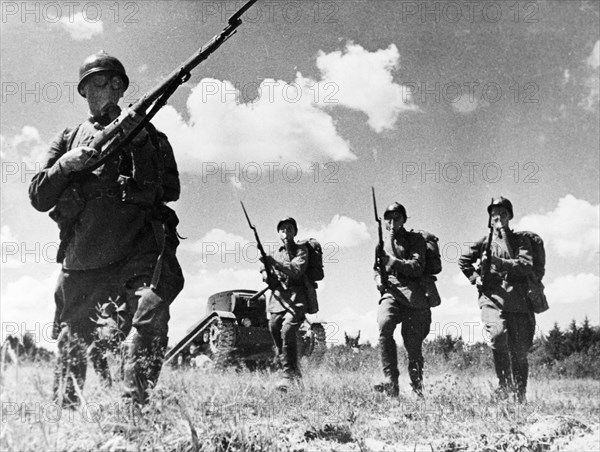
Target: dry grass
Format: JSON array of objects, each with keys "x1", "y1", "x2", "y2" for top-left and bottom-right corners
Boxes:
[{"x1": 1, "y1": 351, "x2": 598, "y2": 451}]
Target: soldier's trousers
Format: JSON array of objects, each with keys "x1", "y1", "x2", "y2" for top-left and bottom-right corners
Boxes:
[
  {"x1": 52, "y1": 250, "x2": 183, "y2": 407},
  {"x1": 269, "y1": 309, "x2": 305, "y2": 379},
  {"x1": 482, "y1": 306, "x2": 535, "y2": 398},
  {"x1": 377, "y1": 297, "x2": 431, "y2": 389}
]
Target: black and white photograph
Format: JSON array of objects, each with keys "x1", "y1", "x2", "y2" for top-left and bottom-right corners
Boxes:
[{"x1": 1, "y1": 0, "x2": 599, "y2": 450}]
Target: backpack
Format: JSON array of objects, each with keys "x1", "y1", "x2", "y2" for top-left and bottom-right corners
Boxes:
[
  {"x1": 298, "y1": 238, "x2": 324, "y2": 282},
  {"x1": 412, "y1": 230, "x2": 442, "y2": 275},
  {"x1": 297, "y1": 238, "x2": 323, "y2": 314},
  {"x1": 411, "y1": 229, "x2": 442, "y2": 307},
  {"x1": 514, "y1": 230, "x2": 546, "y2": 281},
  {"x1": 514, "y1": 230, "x2": 548, "y2": 313}
]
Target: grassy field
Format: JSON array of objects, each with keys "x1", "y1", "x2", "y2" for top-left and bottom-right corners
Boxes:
[{"x1": 1, "y1": 348, "x2": 599, "y2": 452}]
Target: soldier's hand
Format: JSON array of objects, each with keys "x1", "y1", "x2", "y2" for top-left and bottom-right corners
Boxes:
[
  {"x1": 133, "y1": 286, "x2": 163, "y2": 321},
  {"x1": 490, "y1": 255, "x2": 503, "y2": 270},
  {"x1": 265, "y1": 274, "x2": 279, "y2": 290},
  {"x1": 57, "y1": 146, "x2": 99, "y2": 175},
  {"x1": 378, "y1": 253, "x2": 390, "y2": 267},
  {"x1": 260, "y1": 255, "x2": 276, "y2": 267},
  {"x1": 475, "y1": 276, "x2": 483, "y2": 288},
  {"x1": 374, "y1": 274, "x2": 385, "y2": 293},
  {"x1": 119, "y1": 108, "x2": 149, "y2": 147}
]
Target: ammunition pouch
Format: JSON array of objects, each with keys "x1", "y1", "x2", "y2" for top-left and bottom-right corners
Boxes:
[
  {"x1": 49, "y1": 184, "x2": 86, "y2": 263},
  {"x1": 420, "y1": 274, "x2": 441, "y2": 308},
  {"x1": 118, "y1": 175, "x2": 160, "y2": 207},
  {"x1": 143, "y1": 203, "x2": 184, "y2": 304},
  {"x1": 525, "y1": 275, "x2": 549, "y2": 314},
  {"x1": 155, "y1": 203, "x2": 181, "y2": 250}
]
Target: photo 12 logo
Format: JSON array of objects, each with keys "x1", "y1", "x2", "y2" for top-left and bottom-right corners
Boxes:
[
  {"x1": 1, "y1": 81, "x2": 141, "y2": 105},
  {"x1": 400, "y1": 161, "x2": 540, "y2": 184},
  {"x1": 1, "y1": 2, "x2": 140, "y2": 24},
  {"x1": 199, "y1": 240, "x2": 340, "y2": 265},
  {"x1": 399, "y1": 1, "x2": 540, "y2": 24},
  {"x1": 403, "y1": 81, "x2": 540, "y2": 105},
  {"x1": 202, "y1": 162, "x2": 340, "y2": 184}
]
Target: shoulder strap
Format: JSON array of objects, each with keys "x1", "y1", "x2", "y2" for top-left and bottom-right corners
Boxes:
[{"x1": 66, "y1": 124, "x2": 82, "y2": 151}]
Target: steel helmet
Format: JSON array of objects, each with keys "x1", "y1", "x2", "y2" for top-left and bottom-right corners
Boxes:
[
  {"x1": 277, "y1": 217, "x2": 298, "y2": 234},
  {"x1": 383, "y1": 202, "x2": 407, "y2": 221},
  {"x1": 487, "y1": 196, "x2": 514, "y2": 219},
  {"x1": 77, "y1": 51, "x2": 129, "y2": 97}
]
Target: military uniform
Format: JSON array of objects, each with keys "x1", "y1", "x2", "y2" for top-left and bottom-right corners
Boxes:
[
  {"x1": 262, "y1": 218, "x2": 308, "y2": 384},
  {"x1": 29, "y1": 53, "x2": 183, "y2": 406},
  {"x1": 375, "y1": 222, "x2": 431, "y2": 396},
  {"x1": 458, "y1": 197, "x2": 535, "y2": 402}
]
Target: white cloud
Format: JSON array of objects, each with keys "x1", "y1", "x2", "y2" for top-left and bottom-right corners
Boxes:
[
  {"x1": 182, "y1": 228, "x2": 249, "y2": 258},
  {"x1": 1, "y1": 225, "x2": 23, "y2": 269},
  {"x1": 452, "y1": 271, "x2": 470, "y2": 287},
  {"x1": 57, "y1": 12, "x2": 103, "y2": 41},
  {"x1": 546, "y1": 273, "x2": 600, "y2": 305},
  {"x1": 1, "y1": 225, "x2": 17, "y2": 243},
  {"x1": 515, "y1": 195, "x2": 599, "y2": 259},
  {"x1": 153, "y1": 43, "x2": 418, "y2": 170},
  {"x1": 451, "y1": 95, "x2": 478, "y2": 114},
  {"x1": 0, "y1": 126, "x2": 46, "y2": 165},
  {"x1": 229, "y1": 176, "x2": 244, "y2": 191},
  {"x1": 301, "y1": 215, "x2": 371, "y2": 248},
  {"x1": 311, "y1": 43, "x2": 417, "y2": 131},
  {"x1": 1, "y1": 271, "x2": 60, "y2": 349},
  {"x1": 154, "y1": 78, "x2": 355, "y2": 171}
]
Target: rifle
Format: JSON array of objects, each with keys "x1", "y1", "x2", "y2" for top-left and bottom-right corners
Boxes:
[
  {"x1": 240, "y1": 202, "x2": 287, "y2": 294},
  {"x1": 372, "y1": 187, "x2": 388, "y2": 296},
  {"x1": 80, "y1": 0, "x2": 258, "y2": 174},
  {"x1": 480, "y1": 197, "x2": 494, "y2": 289}
]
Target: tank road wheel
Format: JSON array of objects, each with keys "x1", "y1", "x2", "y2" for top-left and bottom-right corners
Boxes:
[
  {"x1": 207, "y1": 318, "x2": 236, "y2": 368},
  {"x1": 299, "y1": 323, "x2": 327, "y2": 364}
]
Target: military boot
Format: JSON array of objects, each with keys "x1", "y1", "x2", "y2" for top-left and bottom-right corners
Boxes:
[
  {"x1": 374, "y1": 379, "x2": 399, "y2": 397},
  {"x1": 53, "y1": 328, "x2": 87, "y2": 408},
  {"x1": 408, "y1": 359, "x2": 424, "y2": 398},
  {"x1": 511, "y1": 354, "x2": 529, "y2": 403},
  {"x1": 145, "y1": 336, "x2": 168, "y2": 390},
  {"x1": 89, "y1": 340, "x2": 112, "y2": 387},
  {"x1": 492, "y1": 350, "x2": 513, "y2": 400},
  {"x1": 122, "y1": 332, "x2": 167, "y2": 405}
]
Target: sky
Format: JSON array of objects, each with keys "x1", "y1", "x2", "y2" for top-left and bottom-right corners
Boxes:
[{"x1": 1, "y1": 0, "x2": 599, "y2": 350}]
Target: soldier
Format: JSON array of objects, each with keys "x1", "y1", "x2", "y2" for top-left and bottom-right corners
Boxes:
[
  {"x1": 260, "y1": 217, "x2": 308, "y2": 392},
  {"x1": 374, "y1": 203, "x2": 431, "y2": 398},
  {"x1": 29, "y1": 51, "x2": 184, "y2": 407},
  {"x1": 458, "y1": 197, "x2": 535, "y2": 403}
]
